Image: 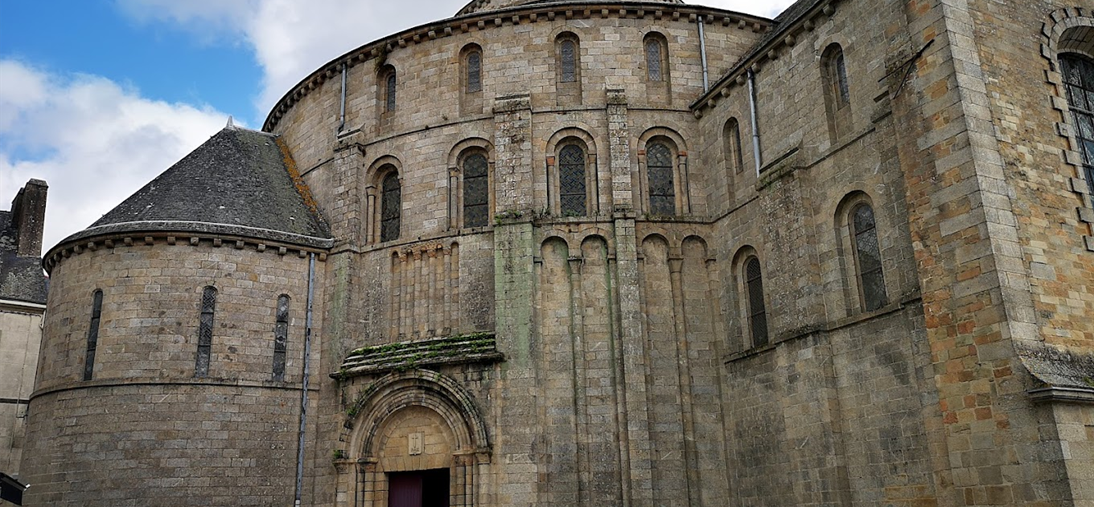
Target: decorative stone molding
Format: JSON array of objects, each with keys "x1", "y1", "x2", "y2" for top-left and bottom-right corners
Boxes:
[
  {"x1": 264, "y1": 2, "x2": 772, "y2": 131},
  {"x1": 43, "y1": 230, "x2": 329, "y2": 274},
  {"x1": 335, "y1": 369, "x2": 492, "y2": 507}
]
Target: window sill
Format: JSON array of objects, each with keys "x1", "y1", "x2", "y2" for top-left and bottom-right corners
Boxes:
[{"x1": 723, "y1": 292, "x2": 921, "y2": 365}]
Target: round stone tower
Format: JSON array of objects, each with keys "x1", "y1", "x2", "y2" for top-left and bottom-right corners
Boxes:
[{"x1": 21, "y1": 126, "x2": 333, "y2": 506}]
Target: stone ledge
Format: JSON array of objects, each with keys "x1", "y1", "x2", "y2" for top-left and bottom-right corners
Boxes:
[
  {"x1": 1028, "y1": 387, "x2": 1094, "y2": 404},
  {"x1": 333, "y1": 333, "x2": 504, "y2": 379},
  {"x1": 30, "y1": 377, "x2": 315, "y2": 402}
]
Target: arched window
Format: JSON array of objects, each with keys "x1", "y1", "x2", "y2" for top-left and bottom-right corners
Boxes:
[
  {"x1": 462, "y1": 152, "x2": 490, "y2": 227},
  {"x1": 559, "y1": 38, "x2": 578, "y2": 83},
  {"x1": 829, "y1": 50, "x2": 850, "y2": 106},
  {"x1": 745, "y1": 257, "x2": 768, "y2": 347},
  {"x1": 646, "y1": 38, "x2": 664, "y2": 82},
  {"x1": 1061, "y1": 54, "x2": 1094, "y2": 197},
  {"x1": 647, "y1": 142, "x2": 676, "y2": 215},
  {"x1": 460, "y1": 45, "x2": 485, "y2": 116},
  {"x1": 84, "y1": 289, "x2": 104, "y2": 381},
  {"x1": 381, "y1": 171, "x2": 401, "y2": 242},
  {"x1": 195, "y1": 286, "x2": 217, "y2": 377},
  {"x1": 724, "y1": 118, "x2": 743, "y2": 175},
  {"x1": 272, "y1": 294, "x2": 290, "y2": 381},
  {"x1": 822, "y1": 44, "x2": 851, "y2": 138},
  {"x1": 379, "y1": 66, "x2": 397, "y2": 113},
  {"x1": 466, "y1": 49, "x2": 482, "y2": 93},
  {"x1": 556, "y1": 33, "x2": 582, "y2": 105},
  {"x1": 559, "y1": 144, "x2": 587, "y2": 216},
  {"x1": 851, "y1": 204, "x2": 887, "y2": 311}
]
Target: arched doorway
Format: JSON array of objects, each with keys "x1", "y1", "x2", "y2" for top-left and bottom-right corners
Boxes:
[{"x1": 336, "y1": 370, "x2": 491, "y2": 507}]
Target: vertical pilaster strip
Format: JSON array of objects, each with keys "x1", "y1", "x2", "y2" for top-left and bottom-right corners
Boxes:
[
  {"x1": 331, "y1": 134, "x2": 366, "y2": 247},
  {"x1": 607, "y1": 89, "x2": 633, "y2": 211},
  {"x1": 492, "y1": 93, "x2": 539, "y2": 506},
  {"x1": 607, "y1": 88, "x2": 654, "y2": 507}
]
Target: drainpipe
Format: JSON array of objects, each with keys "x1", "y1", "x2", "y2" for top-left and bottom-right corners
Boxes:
[
  {"x1": 698, "y1": 16, "x2": 709, "y2": 92},
  {"x1": 294, "y1": 253, "x2": 317, "y2": 507},
  {"x1": 338, "y1": 63, "x2": 348, "y2": 133},
  {"x1": 747, "y1": 69, "x2": 762, "y2": 176}
]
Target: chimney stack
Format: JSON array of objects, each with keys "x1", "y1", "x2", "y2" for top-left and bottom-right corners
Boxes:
[{"x1": 10, "y1": 179, "x2": 48, "y2": 257}]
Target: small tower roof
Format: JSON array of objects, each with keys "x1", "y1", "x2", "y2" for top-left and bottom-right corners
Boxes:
[{"x1": 58, "y1": 126, "x2": 332, "y2": 250}]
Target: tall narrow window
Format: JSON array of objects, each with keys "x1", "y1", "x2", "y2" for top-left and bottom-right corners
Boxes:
[
  {"x1": 84, "y1": 290, "x2": 103, "y2": 381},
  {"x1": 745, "y1": 258, "x2": 768, "y2": 347},
  {"x1": 272, "y1": 295, "x2": 290, "y2": 381},
  {"x1": 852, "y1": 204, "x2": 887, "y2": 311},
  {"x1": 833, "y1": 51, "x2": 850, "y2": 106},
  {"x1": 556, "y1": 34, "x2": 582, "y2": 105},
  {"x1": 463, "y1": 153, "x2": 490, "y2": 228},
  {"x1": 379, "y1": 66, "x2": 397, "y2": 114},
  {"x1": 467, "y1": 50, "x2": 482, "y2": 93},
  {"x1": 646, "y1": 38, "x2": 664, "y2": 82},
  {"x1": 1061, "y1": 54, "x2": 1094, "y2": 197},
  {"x1": 647, "y1": 142, "x2": 676, "y2": 215},
  {"x1": 724, "y1": 118, "x2": 743, "y2": 174},
  {"x1": 460, "y1": 45, "x2": 485, "y2": 116},
  {"x1": 195, "y1": 286, "x2": 217, "y2": 377},
  {"x1": 822, "y1": 44, "x2": 851, "y2": 138},
  {"x1": 560, "y1": 39, "x2": 577, "y2": 83},
  {"x1": 559, "y1": 144, "x2": 587, "y2": 216},
  {"x1": 381, "y1": 171, "x2": 401, "y2": 242}
]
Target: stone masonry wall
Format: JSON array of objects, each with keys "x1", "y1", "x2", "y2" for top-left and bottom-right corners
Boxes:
[
  {"x1": 0, "y1": 307, "x2": 41, "y2": 477},
  {"x1": 22, "y1": 240, "x2": 326, "y2": 506},
  {"x1": 692, "y1": 0, "x2": 942, "y2": 505}
]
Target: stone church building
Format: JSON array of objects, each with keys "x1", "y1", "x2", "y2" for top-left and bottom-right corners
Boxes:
[{"x1": 17, "y1": 0, "x2": 1094, "y2": 505}]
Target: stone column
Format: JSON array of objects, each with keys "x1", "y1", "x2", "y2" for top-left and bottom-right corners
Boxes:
[{"x1": 668, "y1": 254, "x2": 699, "y2": 507}]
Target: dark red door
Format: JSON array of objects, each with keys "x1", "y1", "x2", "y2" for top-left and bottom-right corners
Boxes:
[{"x1": 388, "y1": 469, "x2": 449, "y2": 507}]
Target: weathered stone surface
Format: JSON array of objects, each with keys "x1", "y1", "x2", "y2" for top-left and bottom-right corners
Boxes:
[{"x1": 19, "y1": 0, "x2": 1094, "y2": 506}]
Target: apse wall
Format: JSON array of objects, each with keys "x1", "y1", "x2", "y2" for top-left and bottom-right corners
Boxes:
[{"x1": 21, "y1": 240, "x2": 325, "y2": 506}]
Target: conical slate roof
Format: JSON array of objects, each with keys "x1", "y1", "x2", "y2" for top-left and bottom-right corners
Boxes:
[{"x1": 59, "y1": 126, "x2": 332, "y2": 249}]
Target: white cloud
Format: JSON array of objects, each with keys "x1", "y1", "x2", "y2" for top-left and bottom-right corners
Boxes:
[
  {"x1": 703, "y1": 0, "x2": 797, "y2": 18},
  {"x1": 1, "y1": 0, "x2": 800, "y2": 252},
  {"x1": 0, "y1": 60, "x2": 231, "y2": 251}
]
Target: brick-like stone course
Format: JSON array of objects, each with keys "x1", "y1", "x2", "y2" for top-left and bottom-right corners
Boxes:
[{"x1": 22, "y1": 1, "x2": 1094, "y2": 506}]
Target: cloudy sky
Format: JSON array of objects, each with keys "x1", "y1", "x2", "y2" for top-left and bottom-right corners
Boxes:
[{"x1": 0, "y1": 0, "x2": 795, "y2": 251}]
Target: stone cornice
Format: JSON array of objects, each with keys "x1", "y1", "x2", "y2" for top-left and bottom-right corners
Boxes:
[
  {"x1": 1028, "y1": 386, "x2": 1094, "y2": 404},
  {"x1": 263, "y1": 1, "x2": 772, "y2": 131},
  {"x1": 43, "y1": 228, "x2": 329, "y2": 275},
  {"x1": 0, "y1": 298, "x2": 46, "y2": 315}
]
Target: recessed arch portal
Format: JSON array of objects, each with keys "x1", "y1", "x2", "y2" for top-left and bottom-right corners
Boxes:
[{"x1": 338, "y1": 369, "x2": 490, "y2": 507}]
